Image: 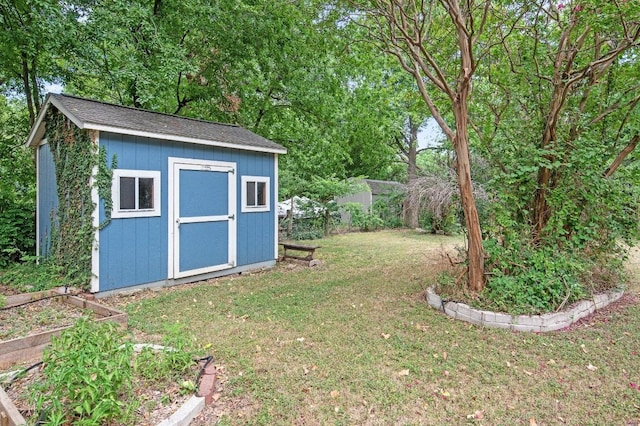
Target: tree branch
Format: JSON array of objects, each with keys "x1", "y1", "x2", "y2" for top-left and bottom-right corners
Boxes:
[{"x1": 604, "y1": 134, "x2": 639, "y2": 178}]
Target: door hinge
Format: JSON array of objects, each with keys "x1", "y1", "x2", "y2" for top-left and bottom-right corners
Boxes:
[
  {"x1": 228, "y1": 214, "x2": 235, "y2": 220},
  {"x1": 229, "y1": 169, "x2": 235, "y2": 174}
]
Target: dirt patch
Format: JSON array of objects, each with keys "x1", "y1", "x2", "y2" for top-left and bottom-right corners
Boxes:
[
  {"x1": 0, "y1": 297, "x2": 95, "y2": 341},
  {"x1": 0, "y1": 283, "x2": 27, "y2": 296},
  {"x1": 562, "y1": 291, "x2": 639, "y2": 331}
]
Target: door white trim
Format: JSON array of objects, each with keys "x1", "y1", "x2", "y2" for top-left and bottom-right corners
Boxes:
[{"x1": 168, "y1": 157, "x2": 237, "y2": 279}]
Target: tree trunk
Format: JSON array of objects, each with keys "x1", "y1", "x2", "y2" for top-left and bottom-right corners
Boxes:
[
  {"x1": 324, "y1": 208, "x2": 331, "y2": 237},
  {"x1": 287, "y1": 197, "x2": 294, "y2": 237},
  {"x1": 21, "y1": 55, "x2": 36, "y2": 126},
  {"x1": 405, "y1": 120, "x2": 420, "y2": 228},
  {"x1": 453, "y1": 107, "x2": 485, "y2": 291},
  {"x1": 452, "y1": 1, "x2": 485, "y2": 292}
]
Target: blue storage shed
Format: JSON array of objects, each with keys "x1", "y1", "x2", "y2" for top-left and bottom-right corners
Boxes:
[{"x1": 26, "y1": 94, "x2": 286, "y2": 294}]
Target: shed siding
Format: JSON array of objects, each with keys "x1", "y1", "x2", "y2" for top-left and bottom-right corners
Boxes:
[
  {"x1": 98, "y1": 132, "x2": 276, "y2": 291},
  {"x1": 37, "y1": 143, "x2": 58, "y2": 256}
]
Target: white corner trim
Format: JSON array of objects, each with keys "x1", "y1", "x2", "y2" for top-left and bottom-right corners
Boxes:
[
  {"x1": 274, "y1": 155, "x2": 279, "y2": 260},
  {"x1": 90, "y1": 137, "x2": 100, "y2": 293},
  {"x1": 35, "y1": 144, "x2": 41, "y2": 259}
]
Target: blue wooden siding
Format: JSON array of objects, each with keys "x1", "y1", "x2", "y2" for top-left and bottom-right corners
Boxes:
[
  {"x1": 37, "y1": 143, "x2": 58, "y2": 256},
  {"x1": 98, "y1": 132, "x2": 276, "y2": 291}
]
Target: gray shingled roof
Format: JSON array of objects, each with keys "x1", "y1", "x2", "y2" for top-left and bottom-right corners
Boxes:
[
  {"x1": 27, "y1": 93, "x2": 286, "y2": 153},
  {"x1": 364, "y1": 179, "x2": 405, "y2": 195}
]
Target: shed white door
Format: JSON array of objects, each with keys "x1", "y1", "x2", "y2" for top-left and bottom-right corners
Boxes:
[{"x1": 168, "y1": 158, "x2": 236, "y2": 279}]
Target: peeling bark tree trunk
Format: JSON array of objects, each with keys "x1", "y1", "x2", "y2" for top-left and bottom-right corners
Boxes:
[
  {"x1": 405, "y1": 120, "x2": 420, "y2": 228},
  {"x1": 363, "y1": 0, "x2": 487, "y2": 291},
  {"x1": 453, "y1": 26, "x2": 485, "y2": 292},
  {"x1": 453, "y1": 115, "x2": 484, "y2": 290}
]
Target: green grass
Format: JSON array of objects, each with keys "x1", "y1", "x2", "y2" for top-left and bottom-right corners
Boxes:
[{"x1": 117, "y1": 230, "x2": 640, "y2": 425}]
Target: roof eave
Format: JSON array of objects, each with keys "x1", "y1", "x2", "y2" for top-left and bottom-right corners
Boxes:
[{"x1": 85, "y1": 123, "x2": 287, "y2": 154}]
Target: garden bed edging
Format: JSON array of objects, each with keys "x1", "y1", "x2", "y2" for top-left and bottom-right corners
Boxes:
[
  {"x1": 0, "y1": 288, "x2": 127, "y2": 369},
  {"x1": 426, "y1": 287, "x2": 624, "y2": 332}
]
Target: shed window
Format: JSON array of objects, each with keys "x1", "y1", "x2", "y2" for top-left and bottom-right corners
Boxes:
[
  {"x1": 112, "y1": 170, "x2": 161, "y2": 218},
  {"x1": 241, "y1": 176, "x2": 270, "y2": 213}
]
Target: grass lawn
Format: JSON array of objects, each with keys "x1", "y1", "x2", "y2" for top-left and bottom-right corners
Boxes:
[{"x1": 116, "y1": 229, "x2": 640, "y2": 425}]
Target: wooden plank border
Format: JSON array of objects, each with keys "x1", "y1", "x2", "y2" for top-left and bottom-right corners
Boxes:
[
  {"x1": 0, "y1": 387, "x2": 26, "y2": 426},
  {"x1": 0, "y1": 289, "x2": 127, "y2": 369}
]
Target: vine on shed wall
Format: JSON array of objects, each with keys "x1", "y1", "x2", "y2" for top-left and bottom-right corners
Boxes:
[
  {"x1": 45, "y1": 108, "x2": 97, "y2": 289},
  {"x1": 97, "y1": 145, "x2": 117, "y2": 229}
]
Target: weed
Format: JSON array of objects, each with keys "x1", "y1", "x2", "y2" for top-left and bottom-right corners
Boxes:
[
  {"x1": 29, "y1": 317, "x2": 136, "y2": 425},
  {"x1": 0, "y1": 256, "x2": 65, "y2": 293},
  {"x1": 133, "y1": 323, "x2": 195, "y2": 382}
]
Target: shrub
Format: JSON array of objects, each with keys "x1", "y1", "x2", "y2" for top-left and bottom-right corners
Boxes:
[
  {"x1": 0, "y1": 194, "x2": 35, "y2": 267},
  {"x1": 372, "y1": 196, "x2": 403, "y2": 228},
  {"x1": 281, "y1": 217, "x2": 325, "y2": 240},
  {"x1": 0, "y1": 100, "x2": 35, "y2": 268},
  {"x1": 480, "y1": 240, "x2": 600, "y2": 314},
  {"x1": 340, "y1": 202, "x2": 384, "y2": 232}
]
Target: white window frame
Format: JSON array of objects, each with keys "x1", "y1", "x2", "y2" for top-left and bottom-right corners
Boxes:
[
  {"x1": 241, "y1": 176, "x2": 270, "y2": 213},
  {"x1": 112, "y1": 169, "x2": 161, "y2": 218}
]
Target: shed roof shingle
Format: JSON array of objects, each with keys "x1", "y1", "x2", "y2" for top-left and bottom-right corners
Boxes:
[{"x1": 27, "y1": 93, "x2": 286, "y2": 154}]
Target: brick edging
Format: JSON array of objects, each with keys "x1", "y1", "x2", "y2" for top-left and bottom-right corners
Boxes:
[{"x1": 426, "y1": 287, "x2": 624, "y2": 332}]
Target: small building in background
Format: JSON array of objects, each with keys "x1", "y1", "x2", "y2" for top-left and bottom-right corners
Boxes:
[{"x1": 336, "y1": 179, "x2": 405, "y2": 223}]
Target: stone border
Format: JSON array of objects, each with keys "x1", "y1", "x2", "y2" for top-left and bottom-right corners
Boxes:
[
  {"x1": 426, "y1": 287, "x2": 624, "y2": 332},
  {"x1": 156, "y1": 395, "x2": 205, "y2": 426}
]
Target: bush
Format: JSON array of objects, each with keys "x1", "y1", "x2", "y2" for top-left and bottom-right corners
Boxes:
[
  {"x1": 0, "y1": 99, "x2": 35, "y2": 268},
  {"x1": 479, "y1": 240, "x2": 600, "y2": 314},
  {"x1": 281, "y1": 217, "x2": 325, "y2": 240},
  {"x1": 419, "y1": 208, "x2": 459, "y2": 235},
  {"x1": 0, "y1": 195, "x2": 35, "y2": 267},
  {"x1": 372, "y1": 196, "x2": 404, "y2": 228},
  {"x1": 340, "y1": 202, "x2": 384, "y2": 232}
]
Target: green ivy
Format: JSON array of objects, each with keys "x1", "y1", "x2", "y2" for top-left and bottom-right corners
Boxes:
[
  {"x1": 97, "y1": 145, "x2": 117, "y2": 229},
  {"x1": 45, "y1": 108, "x2": 97, "y2": 289}
]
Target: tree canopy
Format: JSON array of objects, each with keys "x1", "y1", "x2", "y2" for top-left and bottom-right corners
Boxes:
[{"x1": 1, "y1": 0, "x2": 639, "y2": 311}]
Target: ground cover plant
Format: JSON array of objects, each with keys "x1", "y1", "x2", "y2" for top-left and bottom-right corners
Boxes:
[{"x1": 112, "y1": 230, "x2": 640, "y2": 425}]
